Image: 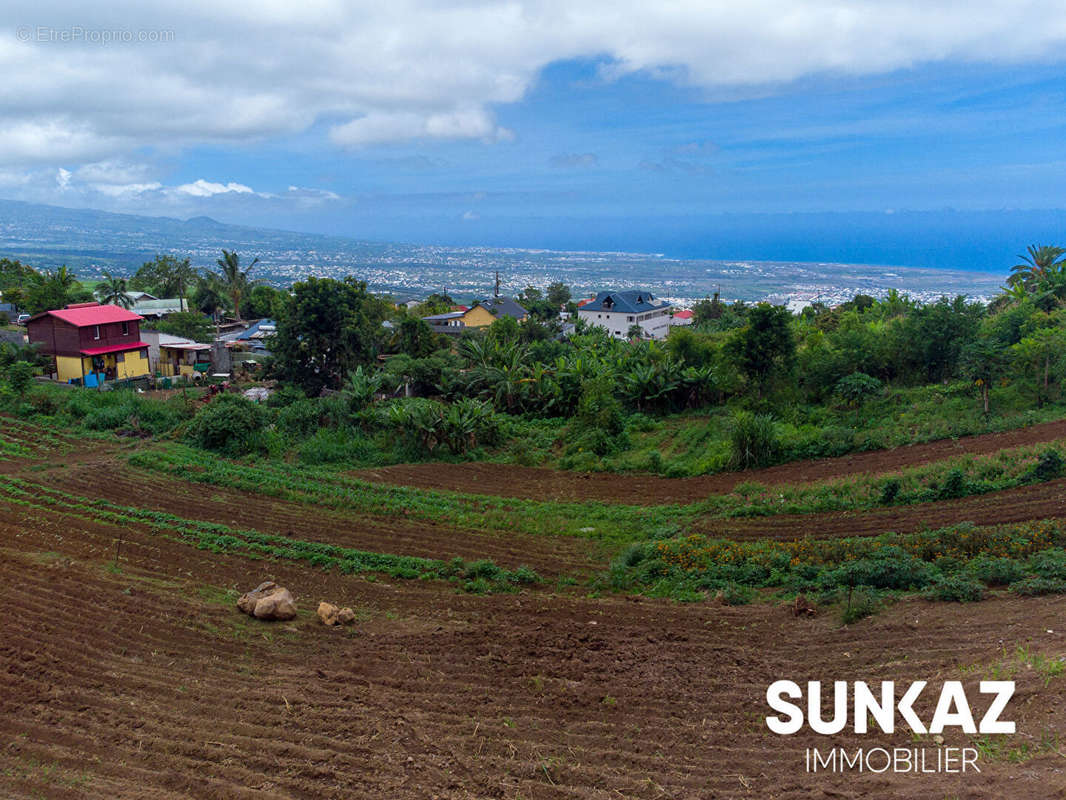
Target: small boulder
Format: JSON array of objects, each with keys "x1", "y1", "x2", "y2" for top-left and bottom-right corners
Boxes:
[
  {"x1": 336, "y1": 607, "x2": 357, "y2": 625},
  {"x1": 317, "y1": 600, "x2": 356, "y2": 626},
  {"x1": 318, "y1": 601, "x2": 340, "y2": 626},
  {"x1": 237, "y1": 581, "x2": 297, "y2": 621}
]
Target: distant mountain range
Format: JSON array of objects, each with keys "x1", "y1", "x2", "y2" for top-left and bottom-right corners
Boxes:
[{"x1": 0, "y1": 198, "x2": 1007, "y2": 305}]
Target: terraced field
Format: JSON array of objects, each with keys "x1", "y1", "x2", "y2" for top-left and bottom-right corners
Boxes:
[
  {"x1": 356, "y1": 416, "x2": 1066, "y2": 504},
  {"x1": 4, "y1": 419, "x2": 1066, "y2": 797}
]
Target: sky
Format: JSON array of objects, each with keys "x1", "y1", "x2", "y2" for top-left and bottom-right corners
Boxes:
[{"x1": 3, "y1": 1, "x2": 1066, "y2": 268}]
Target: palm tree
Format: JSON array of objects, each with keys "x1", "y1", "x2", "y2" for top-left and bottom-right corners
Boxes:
[
  {"x1": 1007, "y1": 245, "x2": 1066, "y2": 293},
  {"x1": 191, "y1": 272, "x2": 229, "y2": 323},
  {"x1": 215, "y1": 250, "x2": 261, "y2": 322},
  {"x1": 95, "y1": 271, "x2": 133, "y2": 308},
  {"x1": 26, "y1": 265, "x2": 82, "y2": 313}
]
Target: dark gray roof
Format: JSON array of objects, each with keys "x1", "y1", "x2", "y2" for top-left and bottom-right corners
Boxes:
[
  {"x1": 584, "y1": 290, "x2": 669, "y2": 314},
  {"x1": 422, "y1": 311, "x2": 466, "y2": 321},
  {"x1": 475, "y1": 297, "x2": 527, "y2": 320}
]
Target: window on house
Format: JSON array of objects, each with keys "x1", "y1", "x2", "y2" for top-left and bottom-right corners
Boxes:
[
  {"x1": 122, "y1": 322, "x2": 129, "y2": 336},
  {"x1": 93, "y1": 325, "x2": 100, "y2": 340},
  {"x1": 628, "y1": 316, "x2": 634, "y2": 322},
  {"x1": 116, "y1": 352, "x2": 125, "y2": 363}
]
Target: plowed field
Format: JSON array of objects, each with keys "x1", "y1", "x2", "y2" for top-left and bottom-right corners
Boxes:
[
  {"x1": 355, "y1": 417, "x2": 1066, "y2": 505},
  {"x1": 3, "y1": 498, "x2": 1066, "y2": 799},
  {"x1": 30, "y1": 461, "x2": 597, "y2": 577},
  {"x1": 697, "y1": 477, "x2": 1066, "y2": 540}
]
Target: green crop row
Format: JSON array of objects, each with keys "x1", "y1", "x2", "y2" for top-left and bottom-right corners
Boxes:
[
  {"x1": 0, "y1": 476, "x2": 542, "y2": 594},
  {"x1": 130, "y1": 444, "x2": 694, "y2": 543}
]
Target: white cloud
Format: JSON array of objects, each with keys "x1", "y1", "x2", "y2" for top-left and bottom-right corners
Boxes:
[
  {"x1": 1, "y1": 163, "x2": 340, "y2": 216},
  {"x1": 0, "y1": 0, "x2": 1064, "y2": 168},
  {"x1": 174, "y1": 179, "x2": 256, "y2": 197},
  {"x1": 287, "y1": 185, "x2": 341, "y2": 200},
  {"x1": 330, "y1": 108, "x2": 512, "y2": 147},
  {"x1": 93, "y1": 182, "x2": 164, "y2": 197}
]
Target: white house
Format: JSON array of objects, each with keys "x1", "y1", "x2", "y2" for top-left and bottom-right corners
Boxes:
[{"x1": 577, "y1": 290, "x2": 673, "y2": 340}]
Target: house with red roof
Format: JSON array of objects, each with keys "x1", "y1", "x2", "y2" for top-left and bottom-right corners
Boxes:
[
  {"x1": 670, "y1": 309, "x2": 694, "y2": 326},
  {"x1": 27, "y1": 302, "x2": 151, "y2": 385}
]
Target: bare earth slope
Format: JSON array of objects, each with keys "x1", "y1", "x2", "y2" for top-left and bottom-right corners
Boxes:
[{"x1": 2, "y1": 500, "x2": 1065, "y2": 799}]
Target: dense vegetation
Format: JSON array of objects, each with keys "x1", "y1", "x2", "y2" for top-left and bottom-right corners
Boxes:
[
  {"x1": 6, "y1": 245, "x2": 1066, "y2": 615},
  {"x1": 6, "y1": 247, "x2": 1066, "y2": 476}
]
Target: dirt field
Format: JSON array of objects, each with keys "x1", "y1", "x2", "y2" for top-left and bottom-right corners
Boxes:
[
  {"x1": 30, "y1": 461, "x2": 598, "y2": 577},
  {"x1": 355, "y1": 417, "x2": 1066, "y2": 505},
  {"x1": 3, "y1": 497, "x2": 1066, "y2": 799},
  {"x1": 7, "y1": 422, "x2": 1066, "y2": 798},
  {"x1": 696, "y1": 476, "x2": 1066, "y2": 540}
]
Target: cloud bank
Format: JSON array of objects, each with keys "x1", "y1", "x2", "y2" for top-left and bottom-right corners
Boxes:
[{"x1": 3, "y1": 0, "x2": 1066, "y2": 167}]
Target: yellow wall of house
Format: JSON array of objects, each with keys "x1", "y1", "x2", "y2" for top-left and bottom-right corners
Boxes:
[
  {"x1": 461, "y1": 305, "x2": 498, "y2": 328},
  {"x1": 159, "y1": 348, "x2": 203, "y2": 378},
  {"x1": 56, "y1": 355, "x2": 86, "y2": 382},
  {"x1": 116, "y1": 350, "x2": 149, "y2": 379}
]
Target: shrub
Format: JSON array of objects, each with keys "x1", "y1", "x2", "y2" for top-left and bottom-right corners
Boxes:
[
  {"x1": 276, "y1": 398, "x2": 322, "y2": 439},
  {"x1": 575, "y1": 377, "x2": 626, "y2": 437},
  {"x1": 265, "y1": 383, "x2": 307, "y2": 408},
  {"x1": 572, "y1": 427, "x2": 625, "y2": 457},
  {"x1": 967, "y1": 556, "x2": 1026, "y2": 587},
  {"x1": 827, "y1": 548, "x2": 930, "y2": 590},
  {"x1": 84, "y1": 404, "x2": 133, "y2": 431},
  {"x1": 879, "y1": 478, "x2": 901, "y2": 505},
  {"x1": 344, "y1": 366, "x2": 383, "y2": 412},
  {"x1": 509, "y1": 566, "x2": 541, "y2": 585},
  {"x1": 635, "y1": 557, "x2": 669, "y2": 584},
  {"x1": 728, "y1": 410, "x2": 780, "y2": 470},
  {"x1": 938, "y1": 468, "x2": 969, "y2": 500},
  {"x1": 1027, "y1": 549, "x2": 1066, "y2": 580},
  {"x1": 1009, "y1": 577, "x2": 1066, "y2": 597},
  {"x1": 717, "y1": 582, "x2": 755, "y2": 606},
  {"x1": 1027, "y1": 449, "x2": 1065, "y2": 483},
  {"x1": 380, "y1": 397, "x2": 501, "y2": 456},
  {"x1": 840, "y1": 587, "x2": 883, "y2": 624},
  {"x1": 185, "y1": 394, "x2": 267, "y2": 455},
  {"x1": 3, "y1": 361, "x2": 34, "y2": 395},
  {"x1": 297, "y1": 428, "x2": 369, "y2": 465},
  {"x1": 626, "y1": 413, "x2": 658, "y2": 433},
  {"x1": 924, "y1": 575, "x2": 984, "y2": 602},
  {"x1": 614, "y1": 543, "x2": 648, "y2": 569},
  {"x1": 464, "y1": 559, "x2": 502, "y2": 581},
  {"x1": 834, "y1": 372, "x2": 883, "y2": 407}
]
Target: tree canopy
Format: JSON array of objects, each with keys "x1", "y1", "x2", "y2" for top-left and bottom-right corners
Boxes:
[{"x1": 271, "y1": 276, "x2": 392, "y2": 395}]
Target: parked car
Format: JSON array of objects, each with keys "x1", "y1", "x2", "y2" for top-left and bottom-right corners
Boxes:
[{"x1": 16, "y1": 313, "x2": 30, "y2": 325}]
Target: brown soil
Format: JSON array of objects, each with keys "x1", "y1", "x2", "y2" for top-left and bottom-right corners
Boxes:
[
  {"x1": 2, "y1": 498, "x2": 1065, "y2": 798},
  {"x1": 698, "y1": 477, "x2": 1066, "y2": 541},
  {"x1": 27, "y1": 462, "x2": 598, "y2": 578},
  {"x1": 355, "y1": 417, "x2": 1066, "y2": 505}
]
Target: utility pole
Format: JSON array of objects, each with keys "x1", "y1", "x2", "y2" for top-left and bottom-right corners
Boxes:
[{"x1": 494, "y1": 271, "x2": 500, "y2": 299}]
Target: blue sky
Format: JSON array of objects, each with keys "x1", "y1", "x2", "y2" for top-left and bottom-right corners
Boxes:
[{"x1": 4, "y1": 2, "x2": 1066, "y2": 269}]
